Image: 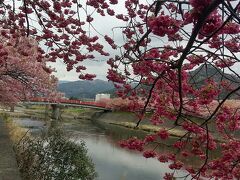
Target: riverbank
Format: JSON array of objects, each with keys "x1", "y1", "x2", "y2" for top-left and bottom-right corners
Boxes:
[
  {"x1": 91, "y1": 111, "x2": 188, "y2": 138},
  {"x1": 5, "y1": 105, "x2": 191, "y2": 138},
  {"x1": 9, "y1": 107, "x2": 181, "y2": 180},
  {"x1": 0, "y1": 116, "x2": 21, "y2": 180},
  {"x1": 2, "y1": 105, "x2": 226, "y2": 179},
  {"x1": 91, "y1": 111, "x2": 227, "y2": 143},
  {"x1": 0, "y1": 108, "x2": 97, "y2": 180},
  {"x1": 3, "y1": 105, "x2": 223, "y2": 141}
]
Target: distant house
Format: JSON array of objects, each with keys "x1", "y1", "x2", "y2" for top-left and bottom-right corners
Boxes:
[{"x1": 95, "y1": 94, "x2": 110, "y2": 102}]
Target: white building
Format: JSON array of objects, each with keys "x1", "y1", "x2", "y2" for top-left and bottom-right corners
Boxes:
[{"x1": 95, "y1": 94, "x2": 111, "y2": 102}]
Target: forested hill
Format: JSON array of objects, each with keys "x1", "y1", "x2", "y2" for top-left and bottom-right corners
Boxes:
[{"x1": 57, "y1": 79, "x2": 114, "y2": 99}]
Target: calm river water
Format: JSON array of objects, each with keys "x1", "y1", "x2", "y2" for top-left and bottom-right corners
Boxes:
[{"x1": 14, "y1": 118, "x2": 188, "y2": 180}]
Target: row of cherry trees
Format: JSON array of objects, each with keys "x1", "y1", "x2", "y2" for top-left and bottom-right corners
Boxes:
[
  {"x1": 0, "y1": 0, "x2": 71, "y2": 107},
  {"x1": 0, "y1": 32, "x2": 60, "y2": 107},
  {"x1": 1, "y1": 0, "x2": 240, "y2": 179}
]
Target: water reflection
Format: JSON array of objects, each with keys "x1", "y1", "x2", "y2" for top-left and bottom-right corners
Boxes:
[
  {"x1": 68, "y1": 121, "x2": 188, "y2": 180},
  {"x1": 13, "y1": 118, "x2": 45, "y2": 128},
  {"x1": 74, "y1": 134, "x2": 172, "y2": 180}
]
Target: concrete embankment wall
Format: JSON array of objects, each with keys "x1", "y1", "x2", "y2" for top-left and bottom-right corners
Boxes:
[
  {"x1": 90, "y1": 111, "x2": 190, "y2": 139},
  {"x1": 91, "y1": 111, "x2": 137, "y2": 123}
]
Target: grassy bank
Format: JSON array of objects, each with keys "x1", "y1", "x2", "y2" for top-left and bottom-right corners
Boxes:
[
  {"x1": 109, "y1": 121, "x2": 187, "y2": 137},
  {"x1": 92, "y1": 111, "x2": 188, "y2": 138},
  {"x1": 1, "y1": 113, "x2": 28, "y2": 144}
]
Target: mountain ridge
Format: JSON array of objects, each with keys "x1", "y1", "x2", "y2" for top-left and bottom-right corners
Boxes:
[
  {"x1": 57, "y1": 65, "x2": 240, "y2": 99},
  {"x1": 57, "y1": 79, "x2": 115, "y2": 99}
]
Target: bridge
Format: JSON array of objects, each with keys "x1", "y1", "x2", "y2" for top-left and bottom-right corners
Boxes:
[{"x1": 22, "y1": 97, "x2": 111, "y2": 120}]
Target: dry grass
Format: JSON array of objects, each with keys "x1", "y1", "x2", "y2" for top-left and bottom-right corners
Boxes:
[
  {"x1": 109, "y1": 121, "x2": 187, "y2": 137},
  {"x1": 2, "y1": 114, "x2": 29, "y2": 144}
]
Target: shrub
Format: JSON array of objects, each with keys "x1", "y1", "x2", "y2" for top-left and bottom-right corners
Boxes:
[{"x1": 14, "y1": 128, "x2": 97, "y2": 180}]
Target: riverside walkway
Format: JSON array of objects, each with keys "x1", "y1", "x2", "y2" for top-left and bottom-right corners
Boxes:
[{"x1": 0, "y1": 119, "x2": 21, "y2": 180}]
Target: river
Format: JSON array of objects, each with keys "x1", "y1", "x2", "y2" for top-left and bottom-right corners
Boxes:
[{"x1": 14, "y1": 118, "x2": 189, "y2": 180}]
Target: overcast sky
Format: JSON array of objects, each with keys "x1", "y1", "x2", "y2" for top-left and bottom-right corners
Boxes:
[
  {"x1": 49, "y1": 59, "x2": 110, "y2": 81},
  {"x1": 48, "y1": 1, "x2": 240, "y2": 82},
  {"x1": 48, "y1": 0, "x2": 129, "y2": 81}
]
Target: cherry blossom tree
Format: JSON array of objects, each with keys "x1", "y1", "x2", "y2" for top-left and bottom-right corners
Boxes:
[
  {"x1": 0, "y1": 0, "x2": 112, "y2": 79},
  {"x1": 105, "y1": 1, "x2": 240, "y2": 179},
  {"x1": 1, "y1": 0, "x2": 240, "y2": 179},
  {"x1": 104, "y1": 98, "x2": 131, "y2": 111},
  {"x1": 0, "y1": 34, "x2": 59, "y2": 107}
]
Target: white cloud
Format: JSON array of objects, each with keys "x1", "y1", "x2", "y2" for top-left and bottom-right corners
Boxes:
[{"x1": 48, "y1": 59, "x2": 110, "y2": 81}]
